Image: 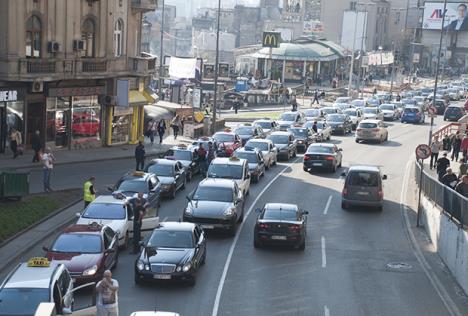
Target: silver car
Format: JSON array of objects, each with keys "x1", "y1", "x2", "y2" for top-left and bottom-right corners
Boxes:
[
  {"x1": 355, "y1": 119, "x2": 388, "y2": 143},
  {"x1": 362, "y1": 107, "x2": 384, "y2": 121},
  {"x1": 245, "y1": 139, "x2": 278, "y2": 168}
]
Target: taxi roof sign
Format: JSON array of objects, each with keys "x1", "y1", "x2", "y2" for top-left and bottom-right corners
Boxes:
[
  {"x1": 27, "y1": 257, "x2": 50, "y2": 267},
  {"x1": 133, "y1": 171, "x2": 145, "y2": 177},
  {"x1": 229, "y1": 156, "x2": 240, "y2": 161}
]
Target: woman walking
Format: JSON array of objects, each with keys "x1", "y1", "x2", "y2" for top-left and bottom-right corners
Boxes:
[
  {"x1": 452, "y1": 133, "x2": 462, "y2": 162},
  {"x1": 9, "y1": 128, "x2": 22, "y2": 159},
  {"x1": 157, "y1": 119, "x2": 166, "y2": 144},
  {"x1": 171, "y1": 115, "x2": 182, "y2": 140},
  {"x1": 146, "y1": 119, "x2": 157, "y2": 144}
]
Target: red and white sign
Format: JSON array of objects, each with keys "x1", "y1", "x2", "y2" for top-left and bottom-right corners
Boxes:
[
  {"x1": 415, "y1": 144, "x2": 432, "y2": 160},
  {"x1": 428, "y1": 106, "x2": 437, "y2": 115}
]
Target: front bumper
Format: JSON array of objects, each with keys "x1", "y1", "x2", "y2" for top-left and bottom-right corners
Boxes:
[
  {"x1": 183, "y1": 215, "x2": 236, "y2": 232},
  {"x1": 160, "y1": 184, "x2": 176, "y2": 196},
  {"x1": 135, "y1": 267, "x2": 194, "y2": 283},
  {"x1": 277, "y1": 150, "x2": 290, "y2": 159}
]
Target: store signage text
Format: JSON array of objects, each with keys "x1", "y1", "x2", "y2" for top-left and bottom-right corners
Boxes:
[
  {"x1": 0, "y1": 90, "x2": 18, "y2": 102},
  {"x1": 48, "y1": 86, "x2": 105, "y2": 97}
]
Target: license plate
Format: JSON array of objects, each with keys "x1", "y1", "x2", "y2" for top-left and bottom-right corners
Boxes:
[
  {"x1": 312, "y1": 163, "x2": 322, "y2": 166},
  {"x1": 271, "y1": 235, "x2": 287, "y2": 240},
  {"x1": 153, "y1": 274, "x2": 171, "y2": 280},
  {"x1": 202, "y1": 225, "x2": 214, "y2": 229},
  {"x1": 356, "y1": 191, "x2": 369, "y2": 195}
]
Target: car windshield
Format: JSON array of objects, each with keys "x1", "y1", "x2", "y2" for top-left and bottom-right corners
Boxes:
[
  {"x1": 173, "y1": 150, "x2": 192, "y2": 161},
  {"x1": 367, "y1": 99, "x2": 379, "y2": 105},
  {"x1": 255, "y1": 121, "x2": 272, "y2": 129},
  {"x1": 147, "y1": 230, "x2": 194, "y2": 248},
  {"x1": 192, "y1": 186, "x2": 233, "y2": 202},
  {"x1": 446, "y1": 107, "x2": 462, "y2": 114},
  {"x1": 246, "y1": 141, "x2": 269, "y2": 151},
  {"x1": 352, "y1": 100, "x2": 365, "y2": 106},
  {"x1": 147, "y1": 164, "x2": 174, "y2": 177},
  {"x1": 380, "y1": 105, "x2": 394, "y2": 110},
  {"x1": 316, "y1": 122, "x2": 326, "y2": 129},
  {"x1": 51, "y1": 233, "x2": 102, "y2": 253},
  {"x1": 116, "y1": 179, "x2": 148, "y2": 193},
  {"x1": 279, "y1": 113, "x2": 296, "y2": 121},
  {"x1": 235, "y1": 127, "x2": 254, "y2": 135},
  {"x1": 343, "y1": 109, "x2": 357, "y2": 116},
  {"x1": 404, "y1": 108, "x2": 419, "y2": 114},
  {"x1": 327, "y1": 114, "x2": 346, "y2": 122},
  {"x1": 335, "y1": 97, "x2": 350, "y2": 103},
  {"x1": 348, "y1": 171, "x2": 379, "y2": 187},
  {"x1": 363, "y1": 108, "x2": 377, "y2": 114},
  {"x1": 290, "y1": 128, "x2": 308, "y2": 137},
  {"x1": 402, "y1": 99, "x2": 416, "y2": 105},
  {"x1": 359, "y1": 123, "x2": 378, "y2": 128},
  {"x1": 322, "y1": 108, "x2": 336, "y2": 114},
  {"x1": 262, "y1": 209, "x2": 297, "y2": 221},
  {"x1": 207, "y1": 164, "x2": 243, "y2": 179},
  {"x1": 267, "y1": 135, "x2": 289, "y2": 144},
  {"x1": 234, "y1": 152, "x2": 258, "y2": 163},
  {"x1": 307, "y1": 146, "x2": 334, "y2": 154},
  {"x1": 305, "y1": 109, "x2": 320, "y2": 117},
  {"x1": 0, "y1": 288, "x2": 50, "y2": 316},
  {"x1": 214, "y1": 133, "x2": 235, "y2": 143},
  {"x1": 82, "y1": 203, "x2": 126, "y2": 220}
]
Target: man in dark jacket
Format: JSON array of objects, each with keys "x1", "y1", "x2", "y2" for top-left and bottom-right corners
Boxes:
[
  {"x1": 135, "y1": 141, "x2": 145, "y2": 171},
  {"x1": 31, "y1": 130, "x2": 42, "y2": 162},
  {"x1": 441, "y1": 168, "x2": 458, "y2": 189},
  {"x1": 455, "y1": 175, "x2": 468, "y2": 198},
  {"x1": 436, "y1": 153, "x2": 450, "y2": 181}
]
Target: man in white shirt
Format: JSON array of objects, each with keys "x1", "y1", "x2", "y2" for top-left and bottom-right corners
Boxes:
[
  {"x1": 41, "y1": 147, "x2": 55, "y2": 192},
  {"x1": 96, "y1": 270, "x2": 119, "y2": 316},
  {"x1": 430, "y1": 136, "x2": 442, "y2": 169}
]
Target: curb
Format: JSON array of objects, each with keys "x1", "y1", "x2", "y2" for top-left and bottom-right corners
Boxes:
[{"x1": 0, "y1": 198, "x2": 81, "y2": 273}]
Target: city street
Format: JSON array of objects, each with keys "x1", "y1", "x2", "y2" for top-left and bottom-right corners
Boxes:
[{"x1": 4, "y1": 113, "x2": 468, "y2": 316}]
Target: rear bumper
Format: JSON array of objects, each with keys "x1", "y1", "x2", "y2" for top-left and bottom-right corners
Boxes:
[
  {"x1": 355, "y1": 134, "x2": 380, "y2": 141},
  {"x1": 303, "y1": 160, "x2": 334, "y2": 169},
  {"x1": 342, "y1": 198, "x2": 383, "y2": 207},
  {"x1": 255, "y1": 232, "x2": 304, "y2": 245}
]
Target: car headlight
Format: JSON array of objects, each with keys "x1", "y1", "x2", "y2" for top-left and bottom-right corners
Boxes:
[
  {"x1": 224, "y1": 208, "x2": 235, "y2": 216},
  {"x1": 184, "y1": 207, "x2": 193, "y2": 215},
  {"x1": 136, "y1": 260, "x2": 145, "y2": 271},
  {"x1": 176, "y1": 266, "x2": 182, "y2": 272},
  {"x1": 182, "y1": 263, "x2": 192, "y2": 272},
  {"x1": 83, "y1": 265, "x2": 98, "y2": 276}
]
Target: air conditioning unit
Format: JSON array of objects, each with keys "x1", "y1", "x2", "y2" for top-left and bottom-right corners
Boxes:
[
  {"x1": 47, "y1": 41, "x2": 60, "y2": 53},
  {"x1": 31, "y1": 81, "x2": 43, "y2": 93},
  {"x1": 73, "y1": 40, "x2": 85, "y2": 51}
]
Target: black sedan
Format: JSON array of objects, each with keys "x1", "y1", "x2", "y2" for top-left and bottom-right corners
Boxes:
[
  {"x1": 303, "y1": 143, "x2": 343, "y2": 173},
  {"x1": 326, "y1": 114, "x2": 353, "y2": 135},
  {"x1": 161, "y1": 145, "x2": 200, "y2": 181},
  {"x1": 289, "y1": 126, "x2": 315, "y2": 152},
  {"x1": 145, "y1": 159, "x2": 186, "y2": 199},
  {"x1": 267, "y1": 131, "x2": 297, "y2": 161},
  {"x1": 134, "y1": 222, "x2": 206, "y2": 286},
  {"x1": 254, "y1": 203, "x2": 308, "y2": 250}
]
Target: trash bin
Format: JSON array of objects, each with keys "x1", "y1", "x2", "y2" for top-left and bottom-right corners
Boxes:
[{"x1": 0, "y1": 171, "x2": 29, "y2": 200}]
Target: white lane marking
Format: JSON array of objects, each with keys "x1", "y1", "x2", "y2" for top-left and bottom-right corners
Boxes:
[
  {"x1": 211, "y1": 158, "x2": 300, "y2": 316},
  {"x1": 321, "y1": 236, "x2": 327, "y2": 268},
  {"x1": 324, "y1": 305, "x2": 330, "y2": 316},
  {"x1": 323, "y1": 195, "x2": 332, "y2": 215},
  {"x1": 401, "y1": 159, "x2": 462, "y2": 316}
]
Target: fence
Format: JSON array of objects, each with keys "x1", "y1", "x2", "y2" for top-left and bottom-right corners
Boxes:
[{"x1": 415, "y1": 161, "x2": 468, "y2": 227}]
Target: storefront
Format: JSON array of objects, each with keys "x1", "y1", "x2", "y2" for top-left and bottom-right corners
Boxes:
[
  {"x1": 46, "y1": 86, "x2": 105, "y2": 150},
  {"x1": 0, "y1": 88, "x2": 25, "y2": 154}
]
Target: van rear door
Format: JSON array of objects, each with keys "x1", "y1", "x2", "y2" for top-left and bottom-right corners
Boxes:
[{"x1": 346, "y1": 171, "x2": 381, "y2": 202}]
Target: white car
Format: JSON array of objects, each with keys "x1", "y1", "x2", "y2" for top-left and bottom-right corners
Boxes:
[
  {"x1": 207, "y1": 157, "x2": 251, "y2": 196},
  {"x1": 379, "y1": 104, "x2": 399, "y2": 121},
  {"x1": 351, "y1": 99, "x2": 367, "y2": 109},
  {"x1": 304, "y1": 120, "x2": 331, "y2": 142},
  {"x1": 245, "y1": 138, "x2": 278, "y2": 168},
  {"x1": 76, "y1": 195, "x2": 159, "y2": 248},
  {"x1": 342, "y1": 108, "x2": 363, "y2": 129},
  {"x1": 335, "y1": 96, "x2": 351, "y2": 104}
]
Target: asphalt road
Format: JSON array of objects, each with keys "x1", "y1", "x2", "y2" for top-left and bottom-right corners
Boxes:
[{"x1": 3, "y1": 112, "x2": 468, "y2": 316}]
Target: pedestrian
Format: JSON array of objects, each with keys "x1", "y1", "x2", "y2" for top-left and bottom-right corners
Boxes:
[
  {"x1": 131, "y1": 193, "x2": 148, "y2": 254},
  {"x1": 180, "y1": 116, "x2": 185, "y2": 135},
  {"x1": 459, "y1": 159, "x2": 468, "y2": 178},
  {"x1": 455, "y1": 175, "x2": 468, "y2": 198},
  {"x1": 312, "y1": 89, "x2": 320, "y2": 104},
  {"x1": 442, "y1": 134, "x2": 452, "y2": 152},
  {"x1": 373, "y1": 87, "x2": 377, "y2": 96},
  {"x1": 41, "y1": 147, "x2": 55, "y2": 192},
  {"x1": 171, "y1": 115, "x2": 181, "y2": 139},
  {"x1": 233, "y1": 98, "x2": 241, "y2": 114},
  {"x1": 312, "y1": 121, "x2": 318, "y2": 134},
  {"x1": 157, "y1": 119, "x2": 166, "y2": 144},
  {"x1": 436, "y1": 152, "x2": 450, "y2": 181},
  {"x1": 207, "y1": 141, "x2": 215, "y2": 166},
  {"x1": 135, "y1": 141, "x2": 145, "y2": 171},
  {"x1": 9, "y1": 128, "x2": 22, "y2": 159},
  {"x1": 452, "y1": 133, "x2": 462, "y2": 162},
  {"x1": 430, "y1": 136, "x2": 442, "y2": 169},
  {"x1": 83, "y1": 176, "x2": 96, "y2": 209},
  {"x1": 290, "y1": 95, "x2": 298, "y2": 112},
  {"x1": 396, "y1": 94, "x2": 401, "y2": 102},
  {"x1": 441, "y1": 168, "x2": 458, "y2": 189},
  {"x1": 96, "y1": 270, "x2": 119, "y2": 316},
  {"x1": 197, "y1": 143, "x2": 207, "y2": 176},
  {"x1": 146, "y1": 119, "x2": 156, "y2": 144},
  {"x1": 31, "y1": 130, "x2": 42, "y2": 162}
]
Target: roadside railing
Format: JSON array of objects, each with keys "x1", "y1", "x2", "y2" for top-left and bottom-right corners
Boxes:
[
  {"x1": 415, "y1": 161, "x2": 468, "y2": 228},
  {"x1": 432, "y1": 122, "x2": 461, "y2": 140}
]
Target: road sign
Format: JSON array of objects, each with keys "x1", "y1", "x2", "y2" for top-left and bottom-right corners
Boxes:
[
  {"x1": 415, "y1": 144, "x2": 431, "y2": 160},
  {"x1": 428, "y1": 106, "x2": 437, "y2": 116}
]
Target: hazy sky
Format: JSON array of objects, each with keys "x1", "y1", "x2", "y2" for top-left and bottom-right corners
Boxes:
[{"x1": 166, "y1": 0, "x2": 262, "y2": 17}]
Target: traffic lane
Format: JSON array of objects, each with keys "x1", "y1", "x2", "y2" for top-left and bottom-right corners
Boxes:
[{"x1": 107, "y1": 160, "x2": 298, "y2": 316}]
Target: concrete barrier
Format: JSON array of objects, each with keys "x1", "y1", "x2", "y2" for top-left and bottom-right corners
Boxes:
[{"x1": 420, "y1": 195, "x2": 468, "y2": 294}]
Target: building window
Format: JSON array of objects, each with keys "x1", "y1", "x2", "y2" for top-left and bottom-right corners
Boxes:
[
  {"x1": 26, "y1": 16, "x2": 42, "y2": 58},
  {"x1": 114, "y1": 19, "x2": 124, "y2": 57},
  {"x1": 82, "y1": 19, "x2": 96, "y2": 57}
]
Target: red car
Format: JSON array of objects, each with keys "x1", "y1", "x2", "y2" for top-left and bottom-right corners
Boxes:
[
  {"x1": 213, "y1": 130, "x2": 242, "y2": 157},
  {"x1": 72, "y1": 117, "x2": 100, "y2": 136},
  {"x1": 44, "y1": 223, "x2": 118, "y2": 284}
]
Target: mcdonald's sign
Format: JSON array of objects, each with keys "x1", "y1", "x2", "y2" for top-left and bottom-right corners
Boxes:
[{"x1": 262, "y1": 31, "x2": 280, "y2": 48}]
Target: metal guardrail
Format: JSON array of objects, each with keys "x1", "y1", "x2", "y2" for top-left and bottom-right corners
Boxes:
[{"x1": 415, "y1": 161, "x2": 468, "y2": 227}]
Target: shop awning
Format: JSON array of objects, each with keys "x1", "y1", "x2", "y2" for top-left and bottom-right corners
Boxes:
[{"x1": 129, "y1": 90, "x2": 155, "y2": 106}]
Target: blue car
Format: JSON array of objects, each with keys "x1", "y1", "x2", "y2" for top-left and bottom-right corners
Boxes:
[{"x1": 401, "y1": 106, "x2": 425, "y2": 124}]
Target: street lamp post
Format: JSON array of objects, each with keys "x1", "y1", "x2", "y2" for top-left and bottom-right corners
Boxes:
[
  {"x1": 347, "y1": 10, "x2": 359, "y2": 97},
  {"x1": 158, "y1": 0, "x2": 165, "y2": 101},
  {"x1": 429, "y1": 0, "x2": 448, "y2": 145},
  {"x1": 211, "y1": 0, "x2": 221, "y2": 134},
  {"x1": 389, "y1": 41, "x2": 397, "y2": 94}
]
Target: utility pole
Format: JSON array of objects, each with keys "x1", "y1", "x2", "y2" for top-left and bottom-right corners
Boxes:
[
  {"x1": 211, "y1": 0, "x2": 221, "y2": 134},
  {"x1": 348, "y1": 9, "x2": 359, "y2": 97},
  {"x1": 158, "y1": 0, "x2": 165, "y2": 101},
  {"x1": 429, "y1": 0, "x2": 448, "y2": 145},
  {"x1": 390, "y1": 41, "x2": 397, "y2": 95}
]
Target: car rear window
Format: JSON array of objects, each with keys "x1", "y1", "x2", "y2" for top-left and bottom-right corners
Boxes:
[
  {"x1": 359, "y1": 123, "x2": 377, "y2": 128},
  {"x1": 262, "y1": 209, "x2": 297, "y2": 221},
  {"x1": 446, "y1": 107, "x2": 461, "y2": 114},
  {"x1": 348, "y1": 172, "x2": 379, "y2": 187},
  {"x1": 307, "y1": 146, "x2": 333, "y2": 154},
  {"x1": 404, "y1": 108, "x2": 419, "y2": 114}
]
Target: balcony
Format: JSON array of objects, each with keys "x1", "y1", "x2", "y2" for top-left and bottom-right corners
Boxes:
[
  {"x1": 82, "y1": 60, "x2": 107, "y2": 72},
  {"x1": 26, "y1": 60, "x2": 56, "y2": 73},
  {"x1": 131, "y1": 0, "x2": 157, "y2": 12}
]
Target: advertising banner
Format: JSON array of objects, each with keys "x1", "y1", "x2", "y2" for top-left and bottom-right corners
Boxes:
[
  {"x1": 423, "y1": 2, "x2": 468, "y2": 31},
  {"x1": 168, "y1": 57, "x2": 197, "y2": 79}
]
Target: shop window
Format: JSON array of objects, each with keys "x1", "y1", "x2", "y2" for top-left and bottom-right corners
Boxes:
[
  {"x1": 71, "y1": 96, "x2": 101, "y2": 147},
  {"x1": 2, "y1": 101, "x2": 24, "y2": 153},
  {"x1": 82, "y1": 19, "x2": 96, "y2": 57},
  {"x1": 26, "y1": 15, "x2": 42, "y2": 57},
  {"x1": 46, "y1": 97, "x2": 71, "y2": 148},
  {"x1": 114, "y1": 19, "x2": 124, "y2": 57},
  {"x1": 111, "y1": 107, "x2": 133, "y2": 145},
  {"x1": 284, "y1": 61, "x2": 304, "y2": 81}
]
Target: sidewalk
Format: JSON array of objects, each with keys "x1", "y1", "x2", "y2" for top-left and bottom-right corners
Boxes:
[{"x1": 0, "y1": 134, "x2": 193, "y2": 171}]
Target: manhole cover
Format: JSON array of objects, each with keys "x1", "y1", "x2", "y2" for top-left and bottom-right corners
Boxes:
[{"x1": 386, "y1": 262, "x2": 412, "y2": 270}]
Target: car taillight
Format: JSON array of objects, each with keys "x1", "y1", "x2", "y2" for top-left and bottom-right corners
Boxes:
[
  {"x1": 303, "y1": 155, "x2": 311, "y2": 161},
  {"x1": 378, "y1": 190, "x2": 383, "y2": 198},
  {"x1": 259, "y1": 223, "x2": 269, "y2": 229},
  {"x1": 372, "y1": 128, "x2": 380, "y2": 132},
  {"x1": 356, "y1": 128, "x2": 362, "y2": 132},
  {"x1": 289, "y1": 224, "x2": 301, "y2": 232},
  {"x1": 325, "y1": 156, "x2": 334, "y2": 161},
  {"x1": 342, "y1": 187, "x2": 348, "y2": 196}
]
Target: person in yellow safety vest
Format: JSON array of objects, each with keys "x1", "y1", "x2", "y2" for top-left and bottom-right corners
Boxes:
[{"x1": 83, "y1": 176, "x2": 96, "y2": 209}]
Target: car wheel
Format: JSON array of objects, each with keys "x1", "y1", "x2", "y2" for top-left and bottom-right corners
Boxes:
[
  {"x1": 274, "y1": 157, "x2": 278, "y2": 165},
  {"x1": 379, "y1": 136, "x2": 383, "y2": 144},
  {"x1": 254, "y1": 237, "x2": 262, "y2": 248},
  {"x1": 187, "y1": 171, "x2": 192, "y2": 182},
  {"x1": 327, "y1": 134, "x2": 331, "y2": 141},
  {"x1": 385, "y1": 134, "x2": 388, "y2": 141},
  {"x1": 238, "y1": 207, "x2": 244, "y2": 223},
  {"x1": 298, "y1": 240, "x2": 306, "y2": 251},
  {"x1": 303, "y1": 166, "x2": 308, "y2": 172},
  {"x1": 341, "y1": 201, "x2": 348, "y2": 210},
  {"x1": 331, "y1": 164, "x2": 336, "y2": 173},
  {"x1": 122, "y1": 231, "x2": 129, "y2": 250},
  {"x1": 376, "y1": 205, "x2": 383, "y2": 212},
  {"x1": 355, "y1": 138, "x2": 360, "y2": 143},
  {"x1": 293, "y1": 150, "x2": 297, "y2": 158},
  {"x1": 201, "y1": 250, "x2": 206, "y2": 265}
]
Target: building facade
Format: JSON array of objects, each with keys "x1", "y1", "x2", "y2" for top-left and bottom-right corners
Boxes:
[{"x1": 0, "y1": 0, "x2": 157, "y2": 154}]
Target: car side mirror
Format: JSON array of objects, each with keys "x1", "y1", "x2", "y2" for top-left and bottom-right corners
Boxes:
[
  {"x1": 382, "y1": 175, "x2": 388, "y2": 180},
  {"x1": 42, "y1": 246, "x2": 49, "y2": 252},
  {"x1": 255, "y1": 208, "x2": 262, "y2": 214},
  {"x1": 62, "y1": 307, "x2": 72, "y2": 315},
  {"x1": 302, "y1": 211, "x2": 309, "y2": 215},
  {"x1": 338, "y1": 148, "x2": 343, "y2": 151},
  {"x1": 75, "y1": 212, "x2": 81, "y2": 218},
  {"x1": 107, "y1": 186, "x2": 113, "y2": 192}
]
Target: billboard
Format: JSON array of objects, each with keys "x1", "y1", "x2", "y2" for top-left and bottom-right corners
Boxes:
[
  {"x1": 423, "y1": 2, "x2": 468, "y2": 31},
  {"x1": 341, "y1": 11, "x2": 368, "y2": 52},
  {"x1": 262, "y1": 32, "x2": 281, "y2": 48}
]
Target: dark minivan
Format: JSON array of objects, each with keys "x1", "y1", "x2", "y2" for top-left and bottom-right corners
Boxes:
[
  {"x1": 341, "y1": 166, "x2": 387, "y2": 211},
  {"x1": 444, "y1": 106, "x2": 465, "y2": 122}
]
